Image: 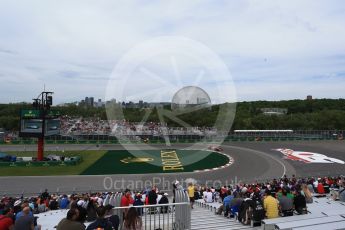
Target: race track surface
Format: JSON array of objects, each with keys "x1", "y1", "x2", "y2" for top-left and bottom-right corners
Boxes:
[{"x1": 0, "y1": 141, "x2": 344, "y2": 196}]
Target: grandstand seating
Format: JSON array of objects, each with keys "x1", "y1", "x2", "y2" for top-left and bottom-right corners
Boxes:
[
  {"x1": 274, "y1": 215, "x2": 345, "y2": 229},
  {"x1": 2, "y1": 175, "x2": 344, "y2": 229},
  {"x1": 194, "y1": 197, "x2": 345, "y2": 230},
  {"x1": 191, "y1": 205, "x2": 260, "y2": 230}
]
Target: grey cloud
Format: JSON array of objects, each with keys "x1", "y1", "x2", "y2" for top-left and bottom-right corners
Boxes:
[{"x1": 0, "y1": 0, "x2": 344, "y2": 103}]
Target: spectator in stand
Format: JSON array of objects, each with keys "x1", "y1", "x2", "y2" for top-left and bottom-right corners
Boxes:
[
  {"x1": 301, "y1": 184, "x2": 313, "y2": 203},
  {"x1": 230, "y1": 192, "x2": 243, "y2": 216},
  {"x1": 147, "y1": 188, "x2": 157, "y2": 205},
  {"x1": 56, "y1": 208, "x2": 85, "y2": 230},
  {"x1": 133, "y1": 194, "x2": 144, "y2": 216},
  {"x1": 147, "y1": 187, "x2": 157, "y2": 214},
  {"x1": 77, "y1": 196, "x2": 89, "y2": 209},
  {"x1": 158, "y1": 193, "x2": 169, "y2": 213},
  {"x1": 278, "y1": 189, "x2": 294, "y2": 217},
  {"x1": 122, "y1": 207, "x2": 142, "y2": 230},
  {"x1": 307, "y1": 182, "x2": 314, "y2": 194},
  {"x1": 31, "y1": 203, "x2": 39, "y2": 215},
  {"x1": 104, "y1": 205, "x2": 120, "y2": 230},
  {"x1": 86, "y1": 206, "x2": 113, "y2": 230},
  {"x1": 251, "y1": 192, "x2": 266, "y2": 223},
  {"x1": 49, "y1": 196, "x2": 59, "y2": 210},
  {"x1": 263, "y1": 190, "x2": 279, "y2": 219},
  {"x1": 220, "y1": 186, "x2": 228, "y2": 202},
  {"x1": 323, "y1": 180, "x2": 330, "y2": 193},
  {"x1": 293, "y1": 190, "x2": 307, "y2": 215},
  {"x1": 37, "y1": 199, "x2": 47, "y2": 213},
  {"x1": 15, "y1": 202, "x2": 33, "y2": 220},
  {"x1": 317, "y1": 180, "x2": 325, "y2": 194},
  {"x1": 194, "y1": 186, "x2": 201, "y2": 200},
  {"x1": 187, "y1": 183, "x2": 195, "y2": 209},
  {"x1": 173, "y1": 180, "x2": 183, "y2": 194},
  {"x1": 69, "y1": 196, "x2": 78, "y2": 209},
  {"x1": 14, "y1": 207, "x2": 39, "y2": 230},
  {"x1": 223, "y1": 190, "x2": 234, "y2": 217},
  {"x1": 85, "y1": 199, "x2": 97, "y2": 222},
  {"x1": 204, "y1": 189, "x2": 213, "y2": 203},
  {"x1": 277, "y1": 186, "x2": 294, "y2": 199},
  {"x1": 59, "y1": 195, "x2": 69, "y2": 209},
  {"x1": 339, "y1": 181, "x2": 345, "y2": 202},
  {"x1": 238, "y1": 192, "x2": 253, "y2": 225},
  {"x1": 0, "y1": 207, "x2": 14, "y2": 230},
  {"x1": 120, "y1": 189, "x2": 134, "y2": 218},
  {"x1": 40, "y1": 189, "x2": 49, "y2": 201},
  {"x1": 75, "y1": 205, "x2": 87, "y2": 227}
]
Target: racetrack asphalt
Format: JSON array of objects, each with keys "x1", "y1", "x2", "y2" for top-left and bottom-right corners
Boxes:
[{"x1": 0, "y1": 141, "x2": 344, "y2": 196}]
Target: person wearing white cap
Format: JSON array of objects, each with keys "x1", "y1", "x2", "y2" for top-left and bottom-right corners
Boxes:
[
  {"x1": 14, "y1": 200, "x2": 21, "y2": 207},
  {"x1": 77, "y1": 199, "x2": 85, "y2": 207}
]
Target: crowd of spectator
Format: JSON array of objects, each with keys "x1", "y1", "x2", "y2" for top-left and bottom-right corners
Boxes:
[
  {"x1": 59, "y1": 116, "x2": 218, "y2": 136},
  {"x1": 193, "y1": 175, "x2": 345, "y2": 225},
  {"x1": 0, "y1": 175, "x2": 344, "y2": 229},
  {"x1": 60, "y1": 116, "x2": 111, "y2": 135},
  {"x1": 0, "y1": 186, "x2": 170, "y2": 230}
]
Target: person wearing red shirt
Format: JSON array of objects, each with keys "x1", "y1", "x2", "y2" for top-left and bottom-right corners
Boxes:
[
  {"x1": 317, "y1": 182, "x2": 325, "y2": 194},
  {"x1": 120, "y1": 189, "x2": 134, "y2": 218},
  {"x1": 220, "y1": 186, "x2": 228, "y2": 201},
  {"x1": 0, "y1": 207, "x2": 14, "y2": 230}
]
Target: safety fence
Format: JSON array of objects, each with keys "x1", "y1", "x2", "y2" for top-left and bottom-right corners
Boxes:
[
  {"x1": 0, "y1": 189, "x2": 191, "y2": 229},
  {"x1": 1, "y1": 130, "x2": 344, "y2": 145}
]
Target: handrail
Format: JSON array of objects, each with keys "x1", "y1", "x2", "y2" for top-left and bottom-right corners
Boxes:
[{"x1": 112, "y1": 202, "x2": 189, "y2": 210}]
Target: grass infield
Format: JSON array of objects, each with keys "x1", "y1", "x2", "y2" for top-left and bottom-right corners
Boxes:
[
  {"x1": 0, "y1": 149, "x2": 229, "y2": 176},
  {"x1": 81, "y1": 149, "x2": 229, "y2": 175}
]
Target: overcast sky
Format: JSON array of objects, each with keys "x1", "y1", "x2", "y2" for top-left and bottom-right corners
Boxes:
[{"x1": 0, "y1": 0, "x2": 344, "y2": 104}]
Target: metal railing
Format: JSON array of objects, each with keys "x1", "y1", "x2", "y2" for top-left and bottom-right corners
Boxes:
[
  {"x1": 106, "y1": 190, "x2": 191, "y2": 230},
  {"x1": 111, "y1": 202, "x2": 190, "y2": 230},
  {"x1": 2, "y1": 129, "x2": 344, "y2": 145}
]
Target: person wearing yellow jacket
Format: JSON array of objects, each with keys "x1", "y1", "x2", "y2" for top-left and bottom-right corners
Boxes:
[{"x1": 264, "y1": 190, "x2": 279, "y2": 219}]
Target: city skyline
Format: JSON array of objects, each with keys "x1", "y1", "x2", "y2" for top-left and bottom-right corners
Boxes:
[{"x1": 0, "y1": 1, "x2": 345, "y2": 104}]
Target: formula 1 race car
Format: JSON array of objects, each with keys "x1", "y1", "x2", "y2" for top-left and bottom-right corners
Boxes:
[{"x1": 208, "y1": 145, "x2": 223, "y2": 152}]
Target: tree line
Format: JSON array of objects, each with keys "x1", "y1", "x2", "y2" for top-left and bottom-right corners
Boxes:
[{"x1": 1, "y1": 99, "x2": 345, "y2": 131}]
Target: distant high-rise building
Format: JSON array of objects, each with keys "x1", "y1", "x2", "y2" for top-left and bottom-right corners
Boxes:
[
  {"x1": 83, "y1": 97, "x2": 95, "y2": 107},
  {"x1": 139, "y1": 100, "x2": 143, "y2": 108},
  {"x1": 306, "y1": 95, "x2": 313, "y2": 100},
  {"x1": 89, "y1": 97, "x2": 94, "y2": 107}
]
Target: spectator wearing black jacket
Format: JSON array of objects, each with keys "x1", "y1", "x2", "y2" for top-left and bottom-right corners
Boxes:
[
  {"x1": 40, "y1": 189, "x2": 49, "y2": 201},
  {"x1": 147, "y1": 188, "x2": 157, "y2": 214},
  {"x1": 86, "y1": 206, "x2": 113, "y2": 230},
  {"x1": 104, "y1": 205, "x2": 120, "y2": 230},
  {"x1": 158, "y1": 193, "x2": 169, "y2": 213},
  {"x1": 133, "y1": 194, "x2": 144, "y2": 216},
  {"x1": 294, "y1": 190, "x2": 307, "y2": 215},
  {"x1": 148, "y1": 189, "x2": 157, "y2": 205}
]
